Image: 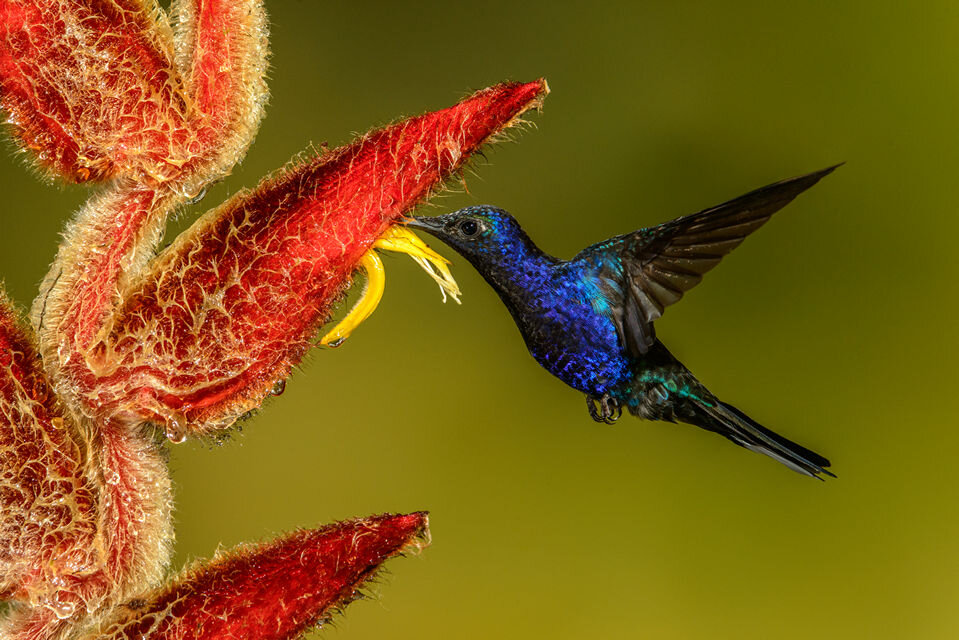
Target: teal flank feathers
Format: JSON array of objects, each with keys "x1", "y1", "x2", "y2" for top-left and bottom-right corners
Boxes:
[{"x1": 407, "y1": 166, "x2": 838, "y2": 478}]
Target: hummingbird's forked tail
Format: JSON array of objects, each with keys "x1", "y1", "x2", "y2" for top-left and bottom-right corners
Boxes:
[
  {"x1": 696, "y1": 400, "x2": 834, "y2": 479},
  {"x1": 623, "y1": 342, "x2": 833, "y2": 478}
]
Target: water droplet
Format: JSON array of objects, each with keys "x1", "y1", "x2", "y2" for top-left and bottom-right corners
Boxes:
[
  {"x1": 105, "y1": 471, "x2": 120, "y2": 485},
  {"x1": 328, "y1": 337, "x2": 345, "y2": 348},
  {"x1": 270, "y1": 379, "x2": 286, "y2": 396},
  {"x1": 182, "y1": 184, "x2": 208, "y2": 204},
  {"x1": 50, "y1": 598, "x2": 76, "y2": 619},
  {"x1": 164, "y1": 413, "x2": 188, "y2": 444}
]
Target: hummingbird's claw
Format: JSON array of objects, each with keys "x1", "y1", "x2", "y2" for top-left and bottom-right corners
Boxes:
[
  {"x1": 319, "y1": 225, "x2": 460, "y2": 346},
  {"x1": 586, "y1": 394, "x2": 621, "y2": 424}
]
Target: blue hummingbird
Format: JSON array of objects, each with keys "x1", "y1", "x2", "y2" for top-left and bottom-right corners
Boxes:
[{"x1": 407, "y1": 166, "x2": 837, "y2": 478}]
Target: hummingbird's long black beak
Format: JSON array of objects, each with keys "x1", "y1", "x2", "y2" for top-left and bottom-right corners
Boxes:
[{"x1": 405, "y1": 216, "x2": 446, "y2": 236}]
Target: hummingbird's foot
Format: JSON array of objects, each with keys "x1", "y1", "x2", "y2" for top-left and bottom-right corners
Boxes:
[
  {"x1": 586, "y1": 393, "x2": 622, "y2": 424},
  {"x1": 319, "y1": 225, "x2": 461, "y2": 346}
]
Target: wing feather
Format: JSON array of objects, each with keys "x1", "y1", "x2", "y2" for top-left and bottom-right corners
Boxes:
[{"x1": 609, "y1": 165, "x2": 839, "y2": 356}]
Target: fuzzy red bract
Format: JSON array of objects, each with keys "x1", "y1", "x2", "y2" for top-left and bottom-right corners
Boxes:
[
  {"x1": 0, "y1": 0, "x2": 183, "y2": 183},
  {"x1": 0, "y1": 298, "x2": 98, "y2": 607},
  {"x1": 81, "y1": 513, "x2": 429, "y2": 640},
  {"x1": 0, "y1": 0, "x2": 545, "y2": 639},
  {"x1": 95, "y1": 80, "x2": 547, "y2": 431}
]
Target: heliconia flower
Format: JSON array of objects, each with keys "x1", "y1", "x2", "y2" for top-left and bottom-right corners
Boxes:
[
  {"x1": 0, "y1": 0, "x2": 547, "y2": 639},
  {"x1": 50, "y1": 78, "x2": 547, "y2": 436}
]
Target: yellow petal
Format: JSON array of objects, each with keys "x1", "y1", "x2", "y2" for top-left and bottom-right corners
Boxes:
[
  {"x1": 374, "y1": 226, "x2": 461, "y2": 304},
  {"x1": 319, "y1": 251, "x2": 386, "y2": 346},
  {"x1": 319, "y1": 226, "x2": 461, "y2": 346}
]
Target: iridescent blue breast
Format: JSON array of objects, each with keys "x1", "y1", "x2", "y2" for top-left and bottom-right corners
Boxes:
[{"x1": 512, "y1": 259, "x2": 632, "y2": 396}]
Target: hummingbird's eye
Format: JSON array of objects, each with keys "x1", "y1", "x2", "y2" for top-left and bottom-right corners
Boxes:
[{"x1": 459, "y1": 219, "x2": 480, "y2": 237}]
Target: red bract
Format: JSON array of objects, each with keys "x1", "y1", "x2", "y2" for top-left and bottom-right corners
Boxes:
[
  {"x1": 0, "y1": 0, "x2": 547, "y2": 638},
  {"x1": 80, "y1": 513, "x2": 430, "y2": 640}
]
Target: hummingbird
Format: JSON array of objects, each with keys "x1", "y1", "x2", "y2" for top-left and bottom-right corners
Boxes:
[{"x1": 407, "y1": 166, "x2": 838, "y2": 478}]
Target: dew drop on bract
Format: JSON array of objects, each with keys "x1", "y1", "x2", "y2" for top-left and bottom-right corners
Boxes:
[
  {"x1": 183, "y1": 183, "x2": 208, "y2": 205},
  {"x1": 271, "y1": 379, "x2": 286, "y2": 396},
  {"x1": 164, "y1": 413, "x2": 188, "y2": 444},
  {"x1": 50, "y1": 598, "x2": 76, "y2": 620}
]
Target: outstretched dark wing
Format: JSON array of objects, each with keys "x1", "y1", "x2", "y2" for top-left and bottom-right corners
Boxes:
[{"x1": 606, "y1": 165, "x2": 839, "y2": 357}]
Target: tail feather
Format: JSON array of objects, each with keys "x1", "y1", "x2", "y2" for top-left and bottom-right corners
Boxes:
[
  {"x1": 699, "y1": 400, "x2": 834, "y2": 479},
  {"x1": 623, "y1": 341, "x2": 833, "y2": 478}
]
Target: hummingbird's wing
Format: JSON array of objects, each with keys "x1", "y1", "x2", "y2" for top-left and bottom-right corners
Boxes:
[{"x1": 608, "y1": 165, "x2": 839, "y2": 357}]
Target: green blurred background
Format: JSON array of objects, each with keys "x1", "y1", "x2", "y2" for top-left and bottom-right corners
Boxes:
[{"x1": 2, "y1": 1, "x2": 958, "y2": 638}]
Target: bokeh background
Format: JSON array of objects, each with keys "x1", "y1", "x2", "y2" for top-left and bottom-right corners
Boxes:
[{"x1": 1, "y1": 1, "x2": 957, "y2": 638}]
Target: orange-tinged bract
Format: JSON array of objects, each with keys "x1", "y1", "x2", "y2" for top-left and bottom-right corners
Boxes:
[{"x1": 0, "y1": 0, "x2": 547, "y2": 638}]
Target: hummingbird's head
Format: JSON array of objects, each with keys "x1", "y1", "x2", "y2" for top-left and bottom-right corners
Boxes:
[{"x1": 405, "y1": 206, "x2": 537, "y2": 269}]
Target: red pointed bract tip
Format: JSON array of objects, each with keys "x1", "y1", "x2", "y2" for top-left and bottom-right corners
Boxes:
[
  {"x1": 91, "y1": 80, "x2": 548, "y2": 434},
  {"x1": 309, "y1": 79, "x2": 549, "y2": 265},
  {"x1": 83, "y1": 513, "x2": 429, "y2": 640},
  {"x1": 195, "y1": 78, "x2": 550, "y2": 282}
]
